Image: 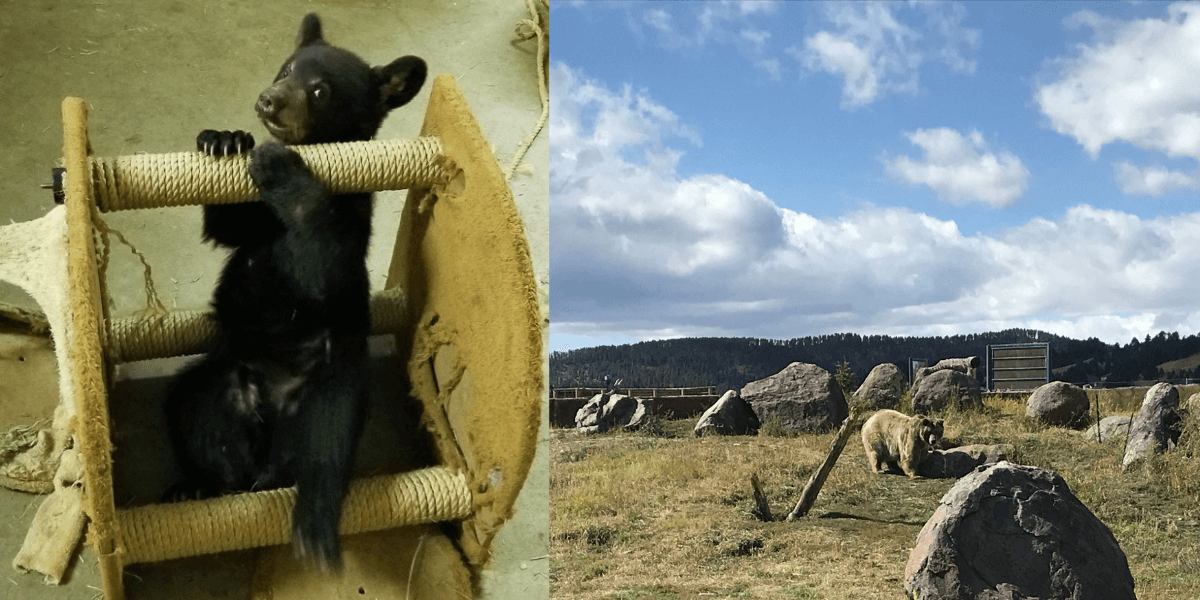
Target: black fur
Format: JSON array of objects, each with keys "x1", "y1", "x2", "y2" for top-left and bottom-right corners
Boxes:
[{"x1": 165, "y1": 13, "x2": 426, "y2": 572}]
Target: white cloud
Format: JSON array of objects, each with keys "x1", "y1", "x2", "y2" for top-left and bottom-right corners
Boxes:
[
  {"x1": 797, "y1": 3, "x2": 918, "y2": 107},
  {"x1": 629, "y1": 2, "x2": 978, "y2": 102},
  {"x1": 1061, "y1": 8, "x2": 1124, "y2": 36},
  {"x1": 639, "y1": 2, "x2": 780, "y2": 52},
  {"x1": 1037, "y1": 3, "x2": 1200, "y2": 162},
  {"x1": 642, "y1": 9, "x2": 704, "y2": 51},
  {"x1": 801, "y1": 31, "x2": 886, "y2": 107},
  {"x1": 740, "y1": 28, "x2": 770, "y2": 49},
  {"x1": 885, "y1": 128, "x2": 1030, "y2": 207},
  {"x1": 795, "y1": 2, "x2": 979, "y2": 108},
  {"x1": 962, "y1": 205, "x2": 1191, "y2": 316},
  {"x1": 735, "y1": 1, "x2": 777, "y2": 16},
  {"x1": 918, "y1": 0, "x2": 980, "y2": 74},
  {"x1": 551, "y1": 64, "x2": 1200, "y2": 346},
  {"x1": 1113, "y1": 162, "x2": 1200, "y2": 196},
  {"x1": 553, "y1": 65, "x2": 782, "y2": 281},
  {"x1": 756, "y1": 58, "x2": 783, "y2": 82},
  {"x1": 620, "y1": 3, "x2": 791, "y2": 85}
]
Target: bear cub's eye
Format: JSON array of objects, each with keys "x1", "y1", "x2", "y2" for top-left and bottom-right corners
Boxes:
[
  {"x1": 276, "y1": 63, "x2": 294, "y2": 82},
  {"x1": 311, "y1": 83, "x2": 331, "y2": 101}
]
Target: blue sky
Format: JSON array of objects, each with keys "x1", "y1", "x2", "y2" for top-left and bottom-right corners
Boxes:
[{"x1": 550, "y1": 1, "x2": 1200, "y2": 352}]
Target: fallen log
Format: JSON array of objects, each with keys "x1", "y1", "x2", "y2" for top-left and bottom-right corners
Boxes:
[
  {"x1": 750, "y1": 473, "x2": 773, "y2": 522},
  {"x1": 787, "y1": 411, "x2": 863, "y2": 521}
]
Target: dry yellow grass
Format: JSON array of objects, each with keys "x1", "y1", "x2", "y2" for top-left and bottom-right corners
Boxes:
[{"x1": 550, "y1": 396, "x2": 1200, "y2": 599}]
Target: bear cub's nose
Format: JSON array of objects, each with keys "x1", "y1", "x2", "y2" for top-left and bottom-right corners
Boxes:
[{"x1": 257, "y1": 92, "x2": 282, "y2": 117}]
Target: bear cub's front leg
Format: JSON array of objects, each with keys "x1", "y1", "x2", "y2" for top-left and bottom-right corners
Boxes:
[
  {"x1": 196, "y1": 129, "x2": 273, "y2": 248},
  {"x1": 249, "y1": 143, "x2": 328, "y2": 231},
  {"x1": 249, "y1": 143, "x2": 313, "y2": 193}
]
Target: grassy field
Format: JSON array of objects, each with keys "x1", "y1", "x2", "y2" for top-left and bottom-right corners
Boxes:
[{"x1": 550, "y1": 392, "x2": 1200, "y2": 599}]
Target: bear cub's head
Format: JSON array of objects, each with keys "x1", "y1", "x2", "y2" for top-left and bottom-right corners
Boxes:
[{"x1": 255, "y1": 13, "x2": 427, "y2": 145}]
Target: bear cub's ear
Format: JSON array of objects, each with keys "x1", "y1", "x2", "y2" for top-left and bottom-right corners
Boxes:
[
  {"x1": 375, "y1": 56, "x2": 428, "y2": 110},
  {"x1": 297, "y1": 13, "x2": 326, "y2": 48}
]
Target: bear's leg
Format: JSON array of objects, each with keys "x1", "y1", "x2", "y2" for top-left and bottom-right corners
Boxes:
[
  {"x1": 900, "y1": 447, "x2": 920, "y2": 479},
  {"x1": 194, "y1": 130, "x2": 284, "y2": 248},
  {"x1": 165, "y1": 351, "x2": 266, "y2": 498},
  {"x1": 278, "y1": 336, "x2": 368, "y2": 572},
  {"x1": 249, "y1": 143, "x2": 372, "y2": 303},
  {"x1": 863, "y1": 440, "x2": 884, "y2": 473}
]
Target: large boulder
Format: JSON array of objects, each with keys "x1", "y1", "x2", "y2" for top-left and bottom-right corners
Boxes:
[
  {"x1": 905, "y1": 461, "x2": 1135, "y2": 600},
  {"x1": 1184, "y1": 393, "x2": 1199, "y2": 432},
  {"x1": 694, "y1": 390, "x2": 760, "y2": 437},
  {"x1": 911, "y1": 369, "x2": 981, "y2": 414},
  {"x1": 1026, "y1": 381, "x2": 1090, "y2": 427},
  {"x1": 912, "y1": 356, "x2": 979, "y2": 390},
  {"x1": 918, "y1": 444, "x2": 1009, "y2": 479},
  {"x1": 574, "y1": 393, "x2": 647, "y2": 434},
  {"x1": 741, "y1": 362, "x2": 848, "y2": 433},
  {"x1": 1184, "y1": 392, "x2": 1200, "y2": 413},
  {"x1": 1081, "y1": 415, "x2": 1132, "y2": 442},
  {"x1": 851, "y1": 363, "x2": 906, "y2": 410},
  {"x1": 1122, "y1": 382, "x2": 1183, "y2": 468}
]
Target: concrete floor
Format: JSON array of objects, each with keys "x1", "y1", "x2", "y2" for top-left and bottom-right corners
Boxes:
[{"x1": 0, "y1": 1, "x2": 548, "y2": 598}]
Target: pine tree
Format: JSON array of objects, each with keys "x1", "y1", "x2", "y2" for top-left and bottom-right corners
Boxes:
[{"x1": 835, "y1": 360, "x2": 859, "y2": 396}]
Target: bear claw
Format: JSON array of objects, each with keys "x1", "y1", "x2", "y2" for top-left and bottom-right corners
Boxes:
[{"x1": 196, "y1": 129, "x2": 255, "y2": 157}]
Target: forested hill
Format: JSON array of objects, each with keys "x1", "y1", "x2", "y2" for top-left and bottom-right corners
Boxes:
[{"x1": 550, "y1": 329, "x2": 1200, "y2": 394}]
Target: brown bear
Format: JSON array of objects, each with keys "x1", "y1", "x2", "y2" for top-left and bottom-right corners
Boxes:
[{"x1": 860, "y1": 409, "x2": 943, "y2": 478}]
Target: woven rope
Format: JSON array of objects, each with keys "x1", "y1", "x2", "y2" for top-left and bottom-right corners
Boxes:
[
  {"x1": 504, "y1": 0, "x2": 549, "y2": 180},
  {"x1": 90, "y1": 137, "x2": 447, "y2": 212},
  {"x1": 118, "y1": 467, "x2": 471, "y2": 566},
  {"x1": 106, "y1": 310, "x2": 217, "y2": 363},
  {"x1": 105, "y1": 287, "x2": 407, "y2": 363},
  {"x1": 367, "y1": 285, "x2": 408, "y2": 334}
]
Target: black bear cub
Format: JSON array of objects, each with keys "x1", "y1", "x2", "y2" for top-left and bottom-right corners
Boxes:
[{"x1": 165, "y1": 13, "x2": 426, "y2": 572}]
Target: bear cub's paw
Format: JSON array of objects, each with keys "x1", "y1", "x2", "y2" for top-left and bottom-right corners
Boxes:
[
  {"x1": 197, "y1": 129, "x2": 255, "y2": 157},
  {"x1": 249, "y1": 142, "x2": 313, "y2": 191}
]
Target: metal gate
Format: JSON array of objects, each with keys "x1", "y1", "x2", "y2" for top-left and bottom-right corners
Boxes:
[
  {"x1": 908, "y1": 358, "x2": 929, "y2": 387},
  {"x1": 986, "y1": 343, "x2": 1050, "y2": 391}
]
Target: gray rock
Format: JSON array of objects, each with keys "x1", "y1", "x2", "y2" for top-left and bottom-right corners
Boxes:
[
  {"x1": 574, "y1": 393, "x2": 647, "y2": 434},
  {"x1": 1122, "y1": 382, "x2": 1183, "y2": 468},
  {"x1": 911, "y1": 369, "x2": 981, "y2": 414},
  {"x1": 918, "y1": 444, "x2": 1010, "y2": 479},
  {"x1": 851, "y1": 363, "x2": 906, "y2": 410},
  {"x1": 933, "y1": 356, "x2": 979, "y2": 375},
  {"x1": 912, "y1": 356, "x2": 979, "y2": 390},
  {"x1": 694, "y1": 390, "x2": 760, "y2": 437},
  {"x1": 905, "y1": 461, "x2": 1135, "y2": 600},
  {"x1": 1183, "y1": 392, "x2": 1199, "y2": 427},
  {"x1": 1082, "y1": 416, "x2": 1133, "y2": 442},
  {"x1": 741, "y1": 362, "x2": 848, "y2": 433},
  {"x1": 1026, "y1": 381, "x2": 1090, "y2": 427},
  {"x1": 1184, "y1": 392, "x2": 1200, "y2": 413}
]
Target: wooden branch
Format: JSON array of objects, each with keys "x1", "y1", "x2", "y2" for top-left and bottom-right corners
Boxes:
[
  {"x1": 787, "y1": 411, "x2": 862, "y2": 521},
  {"x1": 749, "y1": 473, "x2": 773, "y2": 522}
]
